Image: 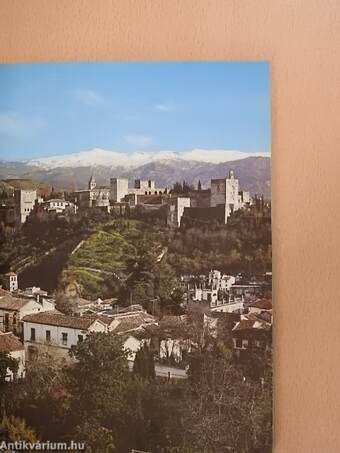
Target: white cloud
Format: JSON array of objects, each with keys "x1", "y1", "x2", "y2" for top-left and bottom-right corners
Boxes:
[
  {"x1": 154, "y1": 102, "x2": 174, "y2": 112},
  {"x1": 0, "y1": 112, "x2": 46, "y2": 141},
  {"x1": 123, "y1": 134, "x2": 154, "y2": 147},
  {"x1": 74, "y1": 89, "x2": 105, "y2": 106}
]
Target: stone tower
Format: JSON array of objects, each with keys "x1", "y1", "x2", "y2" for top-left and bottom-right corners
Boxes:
[
  {"x1": 210, "y1": 169, "x2": 239, "y2": 223},
  {"x1": 88, "y1": 175, "x2": 96, "y2": 190}
]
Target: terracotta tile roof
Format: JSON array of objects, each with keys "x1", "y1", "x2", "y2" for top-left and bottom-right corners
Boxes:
[
  {"x1": 112, "y1": 314, "x2": 157, "y2": 335},
  {"x1": 248, "y1": 299, "x2": 272, "y2": 310},
  {"x1": 233, "y1": 319, "x2": 271, "y2": 332},
  {"x1": 0, "y1": 295, "x2": 31, "y2": 311},
  {"x1": 0, "y1": 332, "x2": 24, "y2": 352},
  {"x1": 22, "y1": 311, "x2": 102, "y2": 330},
  {"x1": 0, "y1": 288, "x2": 11, "y2": 297}
]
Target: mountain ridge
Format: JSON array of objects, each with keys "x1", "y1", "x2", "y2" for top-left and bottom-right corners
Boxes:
[
  {"x1": 24, "y1": 148, "x2": 270, "y2": 169},
  {"x1": 0, "y1": 155, "x2": 271, "y2": 198}
]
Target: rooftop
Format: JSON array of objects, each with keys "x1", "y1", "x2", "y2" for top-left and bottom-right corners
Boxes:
[
  {"x1": 232, "y1": 318, "x2": 271, "y2": 332},
  {"x1": 0, "y1": 332, "x2": 24, "y2": 352},
  {"x1": 112, "y1": 313, "x2": 157, "y2": 335},
  {"x1": 0, "y1": 295, "x2": 31, "y2": 311},
  {"x1": 22, "y1": 311, "x2": 102, "y2": 330},
  {"x1": 248, "y1": 299, "x2": 272, "y2": 310}
]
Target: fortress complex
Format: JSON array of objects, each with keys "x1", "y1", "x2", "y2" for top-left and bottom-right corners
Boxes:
[
  {"x1": 110, "y1": 170, "x2": 250, "y2": 226},
  {"x1": 73, "y1": 175, "x2": 110, "y2": 209},
  {"x1": 182, "y1": 170, "x2": 251, "y2": 225},
  {"x1": 110, "y1": 177, "x2": 168, "y2": 204}
]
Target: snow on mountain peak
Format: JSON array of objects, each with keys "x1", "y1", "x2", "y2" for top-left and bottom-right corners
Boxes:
[{"x1": 27, "y1": 148, "x2": 270, "y2": 169}]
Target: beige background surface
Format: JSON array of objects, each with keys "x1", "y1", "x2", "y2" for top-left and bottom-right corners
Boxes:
[{"x1": 1, "y1": 1, "x2": 340, "y2": 452}]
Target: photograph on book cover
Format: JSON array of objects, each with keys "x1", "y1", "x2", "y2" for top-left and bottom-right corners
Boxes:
[{"x1": 0, "y1": 62, "x2": 271, "y2": 453}]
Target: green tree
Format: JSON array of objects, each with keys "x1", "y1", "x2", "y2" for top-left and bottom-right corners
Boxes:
[
  {"x1": 12, "y1": 352, "x2": 69, "y2": 440},
  {"x1": 0, "y1": 352, "x2": 19, "y2": 415},
  {"x1": 0, "y1": 415, "x2": 37, "y2": 443},
  {"x1": 133, "y1": 344, "x2": 156, "y2": 381},
  {"x1": 185, "y1": 349, "x2": 272, "y2": 453},
  {"x1": 67, "y1": 333, "x2": 130, "y2": 452}
]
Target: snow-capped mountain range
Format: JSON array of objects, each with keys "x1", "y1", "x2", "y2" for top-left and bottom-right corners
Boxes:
[
  {"x1": 0, "y1": 148, "x2": 271, "y2": 198},
  {"x1": 27, "y1": 148, "x2": 270, "y2": 170}
]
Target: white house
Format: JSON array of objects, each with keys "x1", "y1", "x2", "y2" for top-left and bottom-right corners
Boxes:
[
  {"x1": 0, "y1": 294, "x2": 55, "y2": 335},
  {"x1": 43, "y1": 198, "x2": 77, "y2": 214},
  {"x1": 22, "y1": 311, "x2": 107, "y2": 360},
  {"x1": 208, "y1": 270, "x2": 236, "y2": 291},
  {"x1": 0, "y1": 332, "x2": 25, "y2": 381},
  {"x1": 193, "y1": 287, "x2": 219, "y2": 307}
]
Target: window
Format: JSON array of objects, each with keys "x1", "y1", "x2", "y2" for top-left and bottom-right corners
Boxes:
[
  {"x1": 235, "y1": 338, "x2": 242, "y2": 348},
  {"x1": 62, "y1": 332, "x2": 68, "y2": 345},
  {"x1": 30, "y1": 328, "x2": 36, "y2": 342},
  {"x1": 46, "y1": 330, "x2": 51, "y2": 342},
  {"x1": 78, "y1": 334, "x2": 83, "y2": 343}
]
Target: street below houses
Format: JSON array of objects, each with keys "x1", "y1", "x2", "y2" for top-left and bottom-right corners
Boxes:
[{"x1": 128, "y1": 360, "x2": 188, "y2": 379}]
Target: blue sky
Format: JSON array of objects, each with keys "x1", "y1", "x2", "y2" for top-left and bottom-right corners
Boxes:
[{"x1": 0, "y1": 62, "x2": 270, "y2": 160}]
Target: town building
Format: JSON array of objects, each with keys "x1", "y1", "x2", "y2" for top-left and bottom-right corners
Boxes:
[
  {"x1": 22, "y1": 311, "x2": 107, "y2": 360},
  {"x1": 3, "y1": 272, "x2": 18, "y2": 292},
  {"x1": 16, "y1": 286, "x2": 52, "y2": 304},
  {"x1": 73, "y1": 176, "x2": 110, "y2": 209},
  {"x1": 192, "y1": 270, "x2": 239, "y2": 311},
  {"x1": 232, "y1": 315, "x2": 271, "y2": 354},
  {"x1": 0, "y1": 292, "x2": 55, "y2": 336},
  {"x1": 0, "y1": 332, "x2": 25, "y2": 381},
  {"x1": 208, "y1": 270, "x2": 236, "y2": 291},
  {"x1": 43, "y1": 198, "x2": 77, "y2": 214},
  {"x1": 14, "y1": 189, "x2": 37, "y2": 223},
  {"x1": 103, "y1": 305, "x2": 158, "y2": 334}
]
